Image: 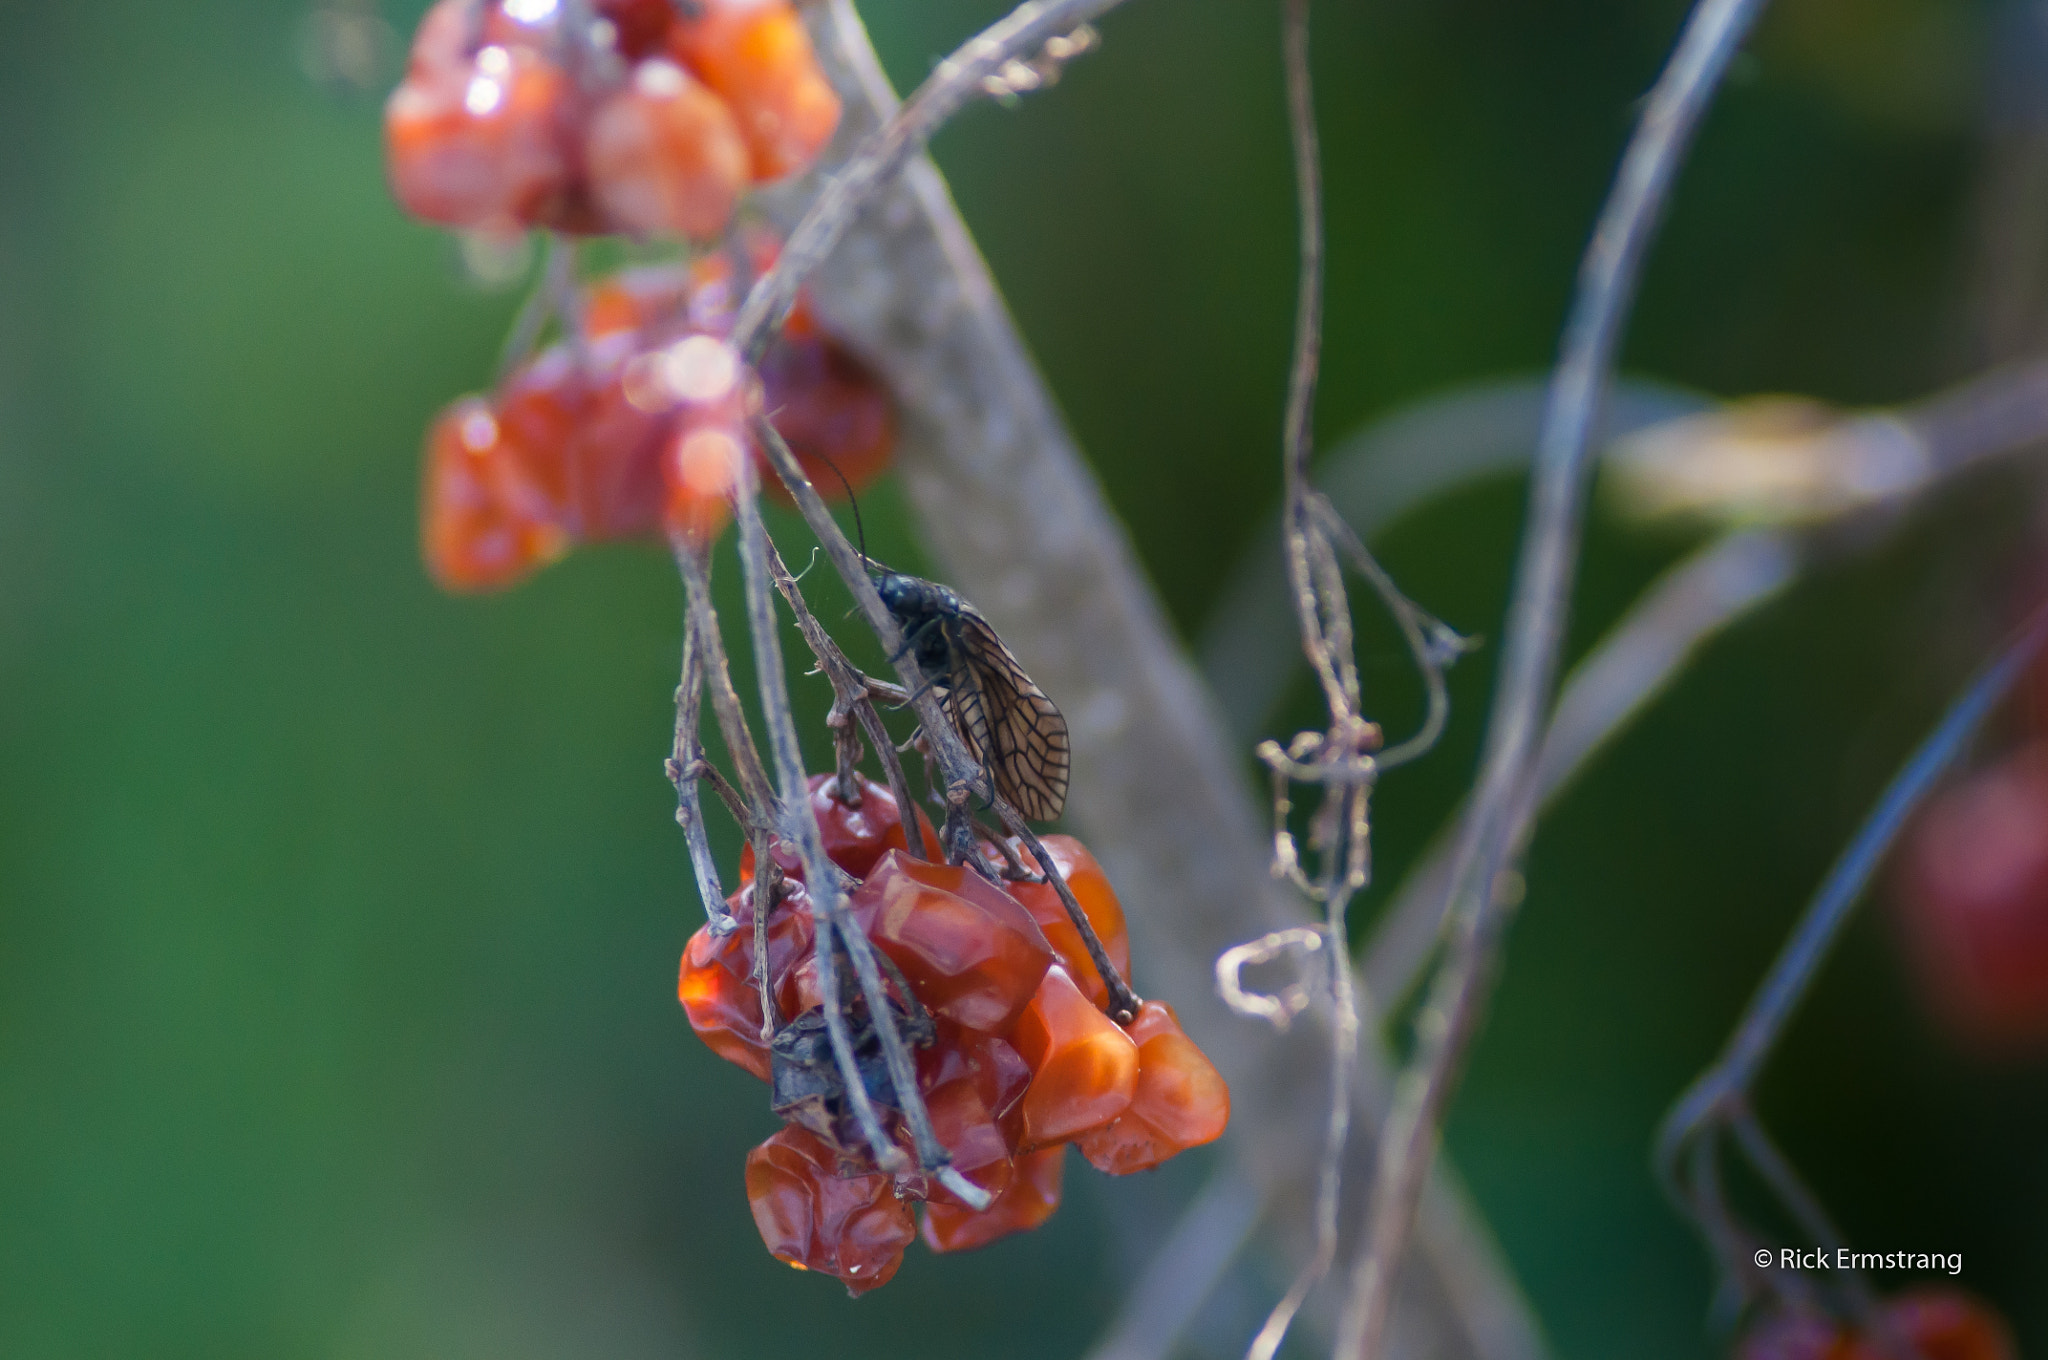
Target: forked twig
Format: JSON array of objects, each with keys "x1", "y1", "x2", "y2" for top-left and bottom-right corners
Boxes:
[{"x1": 1339, "y1": 0, "x2": 1773, "y2": 1352}]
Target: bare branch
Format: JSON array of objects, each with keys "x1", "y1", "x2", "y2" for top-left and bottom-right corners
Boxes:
[
  {"x1": 668, "y1": 618, "x2": 736, "y2": 933},
  {"x1": 730, "y1": 0, "x2": 1133, "y2": 364},
  {"x1": 1339, "y1": 0, "x2": 1773, "y2": 1351}
]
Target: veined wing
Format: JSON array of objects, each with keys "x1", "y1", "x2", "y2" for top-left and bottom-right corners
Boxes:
[{"x1": 939, "y1": 614, "x2": 1070, "y2": 822}]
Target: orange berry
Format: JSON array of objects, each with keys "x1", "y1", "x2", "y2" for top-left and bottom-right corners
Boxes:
[
  {"x1": 385, "y1": 42, "x2": 575, "y2": 230},
  {"x1": 845, "y1": 851, "x2": 1053, "y2": 1035},
  {"x1": 1078, "y1": 1001, "x2": 1230, "y2": 1174},
  {"x1": 420, "y1": 396, "x2": 571, "y2": 592},
  {"x1": 668, "y1": 0, "x2": 841, "y2": 181},
  {"x1": 677, "y1": 878, "x2": 817, "y2": 1081},
  {"x1": 661, "y1": 418, "x2": 744, "y2": 546},
  {"x1": 921, "y1": 1145, "x2": 1065, "y2": 1254},
  {"x1": 585, "y1": 58, "x2": 749, "y2": 239},
  {"x1": 1010, "y1": 965, "x2": 1139, "y2": 1149},
  {"x1": 906, "y1": 1022, "x2": 1033, "y2": 1205},
  {"x1": 1005, "y1": 835, "x2": 1131, "y2": 1011},
  {"x1": 494, "y1": 337, "x2": 669, "y2": 541},
  {"x1": 745, "y1": 1124, "x2": 916, "y2": 1294}
]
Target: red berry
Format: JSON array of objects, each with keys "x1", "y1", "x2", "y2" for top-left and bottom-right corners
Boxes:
[
  {"x1": 746, "y1": 1124, "x2": 916, "y2": 1294},
  {"x1": 678, "y1": 878, "x2": 818, "y2": 1081},
  {"x1": 667, "y1": 0, "x2": 841, "y2": 181},
  {"x1": 903, "y1": 1022, "x2": 1033, "y2": 1206},
  {"x1": 922, "y1": 1145, "x2": 1066, "y2": 1254},
  {"x1": 1895, "y1": 743, "x2": 2048, "y2": 1050},
  {"x1": 385, "y1": 41, "x2": 575, "y2": 230},
  {"x1": 739, "y1": 773, "x2": 943, "y2": 886},
  {"x1": 1078, "y1": 1001, "x2": 1229, "y2": 1174},
  {"x1": 1010, "y1": 964, "x2": 1140, "y2": 1149},
  {"x1": 844, "y1": 852, "x2": 1054, "y2": 1035},
  {"x1": 1005, "y1": 835, "x2": 1131, "y2": 1012},
  {"x1": 585, "y1": 58, "x2": 749, "y2": 239},
  {"x1": 494, "y1": 336, "x2": 669, "y2": 540},
  {"x1": 421, "y1": 396, "x2": 571, "y2": 591}
]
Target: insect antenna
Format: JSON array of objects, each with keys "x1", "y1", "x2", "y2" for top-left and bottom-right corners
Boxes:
[{"x1": 801, "y1": 445, "x2": 874, "y2": 577}]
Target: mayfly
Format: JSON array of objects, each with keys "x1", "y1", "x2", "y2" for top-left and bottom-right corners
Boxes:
[{"x1": 875, "y1": 572, "x2": 1070, "y2": 823}]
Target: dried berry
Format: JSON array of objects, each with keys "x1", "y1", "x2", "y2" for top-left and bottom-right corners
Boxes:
[
  {"x1": 740, "y1": 773, "x2": 942, "y2": 886},
  {"x1": 678, "y1": 878, "x2": 817, "y2": 1081},
  {"x1": 922, "y1": 1145, "x2": 1066, "y2": 1254},
  {"x1": 1079, "y1": 1001, "x2": 1230, "y2": 1174},
  {"x1": 745, "y1": 1124, "x2": 916, "y2": 1294},
  {"x1": 846, "y1": 851, "x2": 1054, "y2": 1035},
  {"x1": 1010, "y1": 964, "x2": 1139, "y2": 1149}
]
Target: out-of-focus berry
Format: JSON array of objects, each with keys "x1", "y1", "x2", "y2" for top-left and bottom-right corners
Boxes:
[
  {"x1": 594, "y1": 0, "x2": 678, "y2": 60},
  {"x1": 740, "y1": 773, "x2": 943, "y2": 886},
  {"x1": 662, "y1": 416, "x2": 745, "y2": 545},
  {"x1": 668, "y1": 0, "x2": 841, "y2": 181},
  {"x1": 845, "y1": 852, "x2": 1054, "y2": 1034},
  {"x1": 1006, "y1": 835, "x2": 1131, "y2": 1011},
  {"x1": 1735, "y1": 1290, "x2": 2016, "y2": 1360},
  {"x1": 494, "y1": 336, "x2": 669, "y2": 538},
  {"x1": 745, "y1": 1123, "x2": 916, "y2": 1294},
  {"x1": 756, "y1": 331, "x2": 897, "y2": 502},
  {"x1": 585, "y1": 59, "x2": 749, "y2": 240},
  {"x1": 1010, "y1": 964, "x2": 1139, "y2": 1149},
  {"x1": 1895, "y1": 743, "x2": 2048, "y2": 1051},
  {"x1": 386, "y1": 41, "x2": 575, "y2": 230},
  {"x1": 1079, "y1": 1001, "x2": 1229, "y2": 1174},
  {"x1": 678, "y1": 878, "x2": 817, "y2": 1081},
  {"x1": 421, "y1": 396, "x2": 571, "y2": 591}
]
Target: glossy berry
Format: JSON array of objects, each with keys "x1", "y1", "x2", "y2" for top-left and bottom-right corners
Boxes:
[
  {"x1": 668, "y1": 0, "x2": 842, "y2": 181},
  {"x1": 922, "y1": 1145, "x2": 1066, "y2": 1254},
  {"x1": 1079, "y1": 1001, "x2": 1230, "y2": 1174},
  {"x1": 1005, "y1": 834, "x2": 1131, "y2": 1011},
  {"x1": 1895, "y1": 743, "x2": 2048, "y2": 1050},
  {"x1": 586, "y1": 59, "x2": 750, "y2": 240},
  {"x1": 1010, "y1": 964, "x2": 1139, "y2": 1149},
  {"x1": 845, "y1": 851, "x2": 1054, "y2": 1034},
  {"x1": 386, "y1": 38, "x2": 575, "y2": 230},
  {"x1": 678, "y1": 878, "x2": 817, "y2": 1081},
  {"x1": 421, "y1": 396, "x2": 571, "y2": 591},
  {"x1": 1735, "y1": 1290, "x2": 2015, "y2": 1360},
  {"x1": 746, "y1": 1123, "x2": 917, "y2": 1294},
  {"x1": 902, "y1": 1022, "x2": 1033, "y2": 1206},
  {"x1": 740, "y1": 773, "x2": 943, "y2": 886}
]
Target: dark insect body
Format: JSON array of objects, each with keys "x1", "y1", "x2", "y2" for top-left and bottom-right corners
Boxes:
[{"x1": 874, "y1": 572, "x2": 1071, "y2": 823}]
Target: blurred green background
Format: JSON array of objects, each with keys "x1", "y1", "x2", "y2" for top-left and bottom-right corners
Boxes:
[{"x1": 3, "y1": 0, "x2": 2045, "y2": 1355}]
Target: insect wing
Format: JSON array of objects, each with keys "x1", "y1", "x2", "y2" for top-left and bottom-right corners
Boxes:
[{"x1": 941, "y1": 612, "x2": 1070, "y2": 822}]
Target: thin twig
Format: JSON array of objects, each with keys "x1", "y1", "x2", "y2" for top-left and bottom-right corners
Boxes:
[
  {"x1": 762, "y1": 535, "x2": 927, "y2": 860},
  {"x1": 1338, "y1": 0, "x2": 1772, "y2": 1352},
  {"x1": 668, "y1": 619, "x2": 736, "y2": 932},
  {"x1": 730, "y1": 0, "x2": 1133, "y2": 364}
]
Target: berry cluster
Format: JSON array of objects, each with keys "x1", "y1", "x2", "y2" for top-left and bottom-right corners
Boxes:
[
  {"x1": 1736, "y1": 1289, "x2": 2013, "y2": 1360},
  {"x1": 678, "y1": 774, "x2": 1231, "y2": 1292},
  {"x1": 387, "y1": 0, "x2": 839, "y2": 239},
  {"x1": 423, "y1": 235, "x2": 895, "y2": 591}
]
